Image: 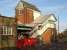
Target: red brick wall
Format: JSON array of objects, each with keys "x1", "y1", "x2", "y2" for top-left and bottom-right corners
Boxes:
[
  {"x1": 16, "y1": 7, "x2": 33, "y2": 24},
  {"x1": 26, "y1": 8, "x2": 33, "y2": 24},
  {"x1": 41, "y1": 28, "x2": 53, "y2": 44}
]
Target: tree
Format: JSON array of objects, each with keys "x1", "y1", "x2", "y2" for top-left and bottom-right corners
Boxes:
[{"x1": 63, "y1": 29, "x2": 67, "y2": 37}]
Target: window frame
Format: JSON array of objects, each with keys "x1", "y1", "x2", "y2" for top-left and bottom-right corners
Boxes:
[{"x1": 0, "y1": 26, "x2": 13, "y2": 35}]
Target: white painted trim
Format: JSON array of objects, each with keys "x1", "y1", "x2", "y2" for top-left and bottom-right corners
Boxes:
[
  {"x1": 6, "y1": 26, "x2": 7, "y2": 35},
  {"x1": 11, "y1": 27, "x2": 12, "y2": 35}
]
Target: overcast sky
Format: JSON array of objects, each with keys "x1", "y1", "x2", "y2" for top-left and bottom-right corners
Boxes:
[{"x1": 0, "y1": 0, "x2": 67, "y2": 32}]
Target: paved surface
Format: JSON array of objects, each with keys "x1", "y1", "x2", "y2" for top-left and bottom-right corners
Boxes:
[
  {"x1": 1, "y1": 46, "x2": 67, "y2": 50},
  {"x1": 1, "y1": 42, "x2": 67, "y2": 50}
]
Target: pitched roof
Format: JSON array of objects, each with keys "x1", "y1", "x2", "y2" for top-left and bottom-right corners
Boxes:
[
  {"x1": 47, "y1": 14, "x2": 57, "y2": 21},
  {"x1": 0, "y1": 15, "x2": 15, "y2": 19},
  {"x1": 16, "y1": 0, "x2": 40, "y2": 12}
]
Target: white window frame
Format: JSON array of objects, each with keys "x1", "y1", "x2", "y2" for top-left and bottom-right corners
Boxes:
[
  {"x1": 10, "y1": 27, "x2": 13, "y2": 35},
  {"x1": 18, "y1": 9, "x2": 23, "y2": 15},
  {"x1": 1, "y1": 26, "x2": 13, "y2": 35}
]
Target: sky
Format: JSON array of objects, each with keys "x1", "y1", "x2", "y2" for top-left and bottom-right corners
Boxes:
[{"x1": 0, "y1": 0, "x2": 67, "y2": 32}]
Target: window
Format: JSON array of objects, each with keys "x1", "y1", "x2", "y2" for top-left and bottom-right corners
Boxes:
[
  {"x1": 18, "y1": 9, "x2": 24, "y2": 15},
  {"x1": 0, "y1": 26, "x2": 3, "y2": 35},
  {"x1": 3, "y1": 26, "x2": 6, "y2": 35},
  {"x1": 8, "y1": 27, "x2": 11, "y2": 35},
  {"x1": 38, "y1": 25, "x2": 42, "y2": 30},
  {"x1": 7, "y1": 26, "x2": 13, "y2": 35},
  {"x1": 0, "y1": 26, "x2": 13, "y2": 35}
]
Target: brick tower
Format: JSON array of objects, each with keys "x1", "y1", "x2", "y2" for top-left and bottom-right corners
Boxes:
[{"x1": 15, "y1": 0, "x2": 40, "y2": 25}]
